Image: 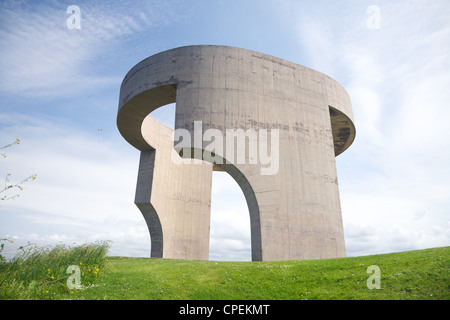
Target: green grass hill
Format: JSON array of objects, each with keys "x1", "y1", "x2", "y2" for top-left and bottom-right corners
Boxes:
[{"x1": 69, "y1": 246, "x2": 449, "y2": 300}]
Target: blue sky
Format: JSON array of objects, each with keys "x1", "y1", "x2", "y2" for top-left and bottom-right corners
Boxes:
[{"x1": 1, "y1": 0, "x2": 449, "y2": 260}]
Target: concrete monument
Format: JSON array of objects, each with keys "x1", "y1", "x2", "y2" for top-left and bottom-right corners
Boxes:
[{"x1": 117, "y1": 45, "x2": 355, "y2": 261}]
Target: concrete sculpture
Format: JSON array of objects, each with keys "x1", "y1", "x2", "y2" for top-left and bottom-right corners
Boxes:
[{"x1": 117, "y1": 45, "x2": 355, "y2": 261}]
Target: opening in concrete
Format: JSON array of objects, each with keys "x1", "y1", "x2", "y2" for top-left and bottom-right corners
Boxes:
[
  {"x1": 150, "y1": 102, "x2": 176, "y2": 129},
  {"x1": 209, "y1": 171, "x2": 252, "y2": 261}
]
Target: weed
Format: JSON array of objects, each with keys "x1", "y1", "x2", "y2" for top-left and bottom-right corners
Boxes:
[{"x1": 0, "y1": 239, "x2": 110, "y2": 299}]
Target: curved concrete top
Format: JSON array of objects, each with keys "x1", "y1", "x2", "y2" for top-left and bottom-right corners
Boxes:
[{"x1": 117, "y1": 45, "x2": 355, "y2": 156}]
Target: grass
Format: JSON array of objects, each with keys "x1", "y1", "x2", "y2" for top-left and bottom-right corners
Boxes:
[
  {"x1": 0, "y1": 240, "x2": 110, "y2": 299},
  {"x1": 1, "y1": 242, "x2": 448, "y2": 300},
  {"x1": 69, "y1": 246, "x2": 448, "y2": 300}
]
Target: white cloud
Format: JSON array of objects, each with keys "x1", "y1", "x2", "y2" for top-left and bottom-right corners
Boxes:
[
  {"x1": 0, "y1": 4, "x2": 106, "y2": 96},
  {"x1": 0, "y1": 112, "x2": 149, "y2": 257},
  {"x1": 0, "y1": 0, "x2": 185, "y2": 97}
]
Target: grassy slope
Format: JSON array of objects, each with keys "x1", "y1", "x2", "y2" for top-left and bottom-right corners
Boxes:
[{"x1": 68, "y1": 246, "x2": 449, "y2": 300}]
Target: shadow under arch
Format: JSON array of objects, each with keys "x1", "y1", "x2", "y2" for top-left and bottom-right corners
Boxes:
[{"x1": 135, "y1": 193, "x2": 163, "y2": 258}]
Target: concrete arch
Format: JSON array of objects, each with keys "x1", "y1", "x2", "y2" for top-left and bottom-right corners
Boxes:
[
  {"x1": 117, "y1": 84, "x2": 176, "y2": 151},
  {"x1": 176, "y1": 145, "x2": 263, "y2": 261}
]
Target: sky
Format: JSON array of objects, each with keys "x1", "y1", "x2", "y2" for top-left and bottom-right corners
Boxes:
[{"x1": 1, "y1": 0, "x2": 449, "y2": 261}]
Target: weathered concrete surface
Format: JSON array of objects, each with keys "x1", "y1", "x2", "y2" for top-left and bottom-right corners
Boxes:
[
  {"x1": 117, "y1": 45, "x2": 355, "y2": 261},
  {"x1": 136, "y1": 116, "x2": 212, "y2": 260}
]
